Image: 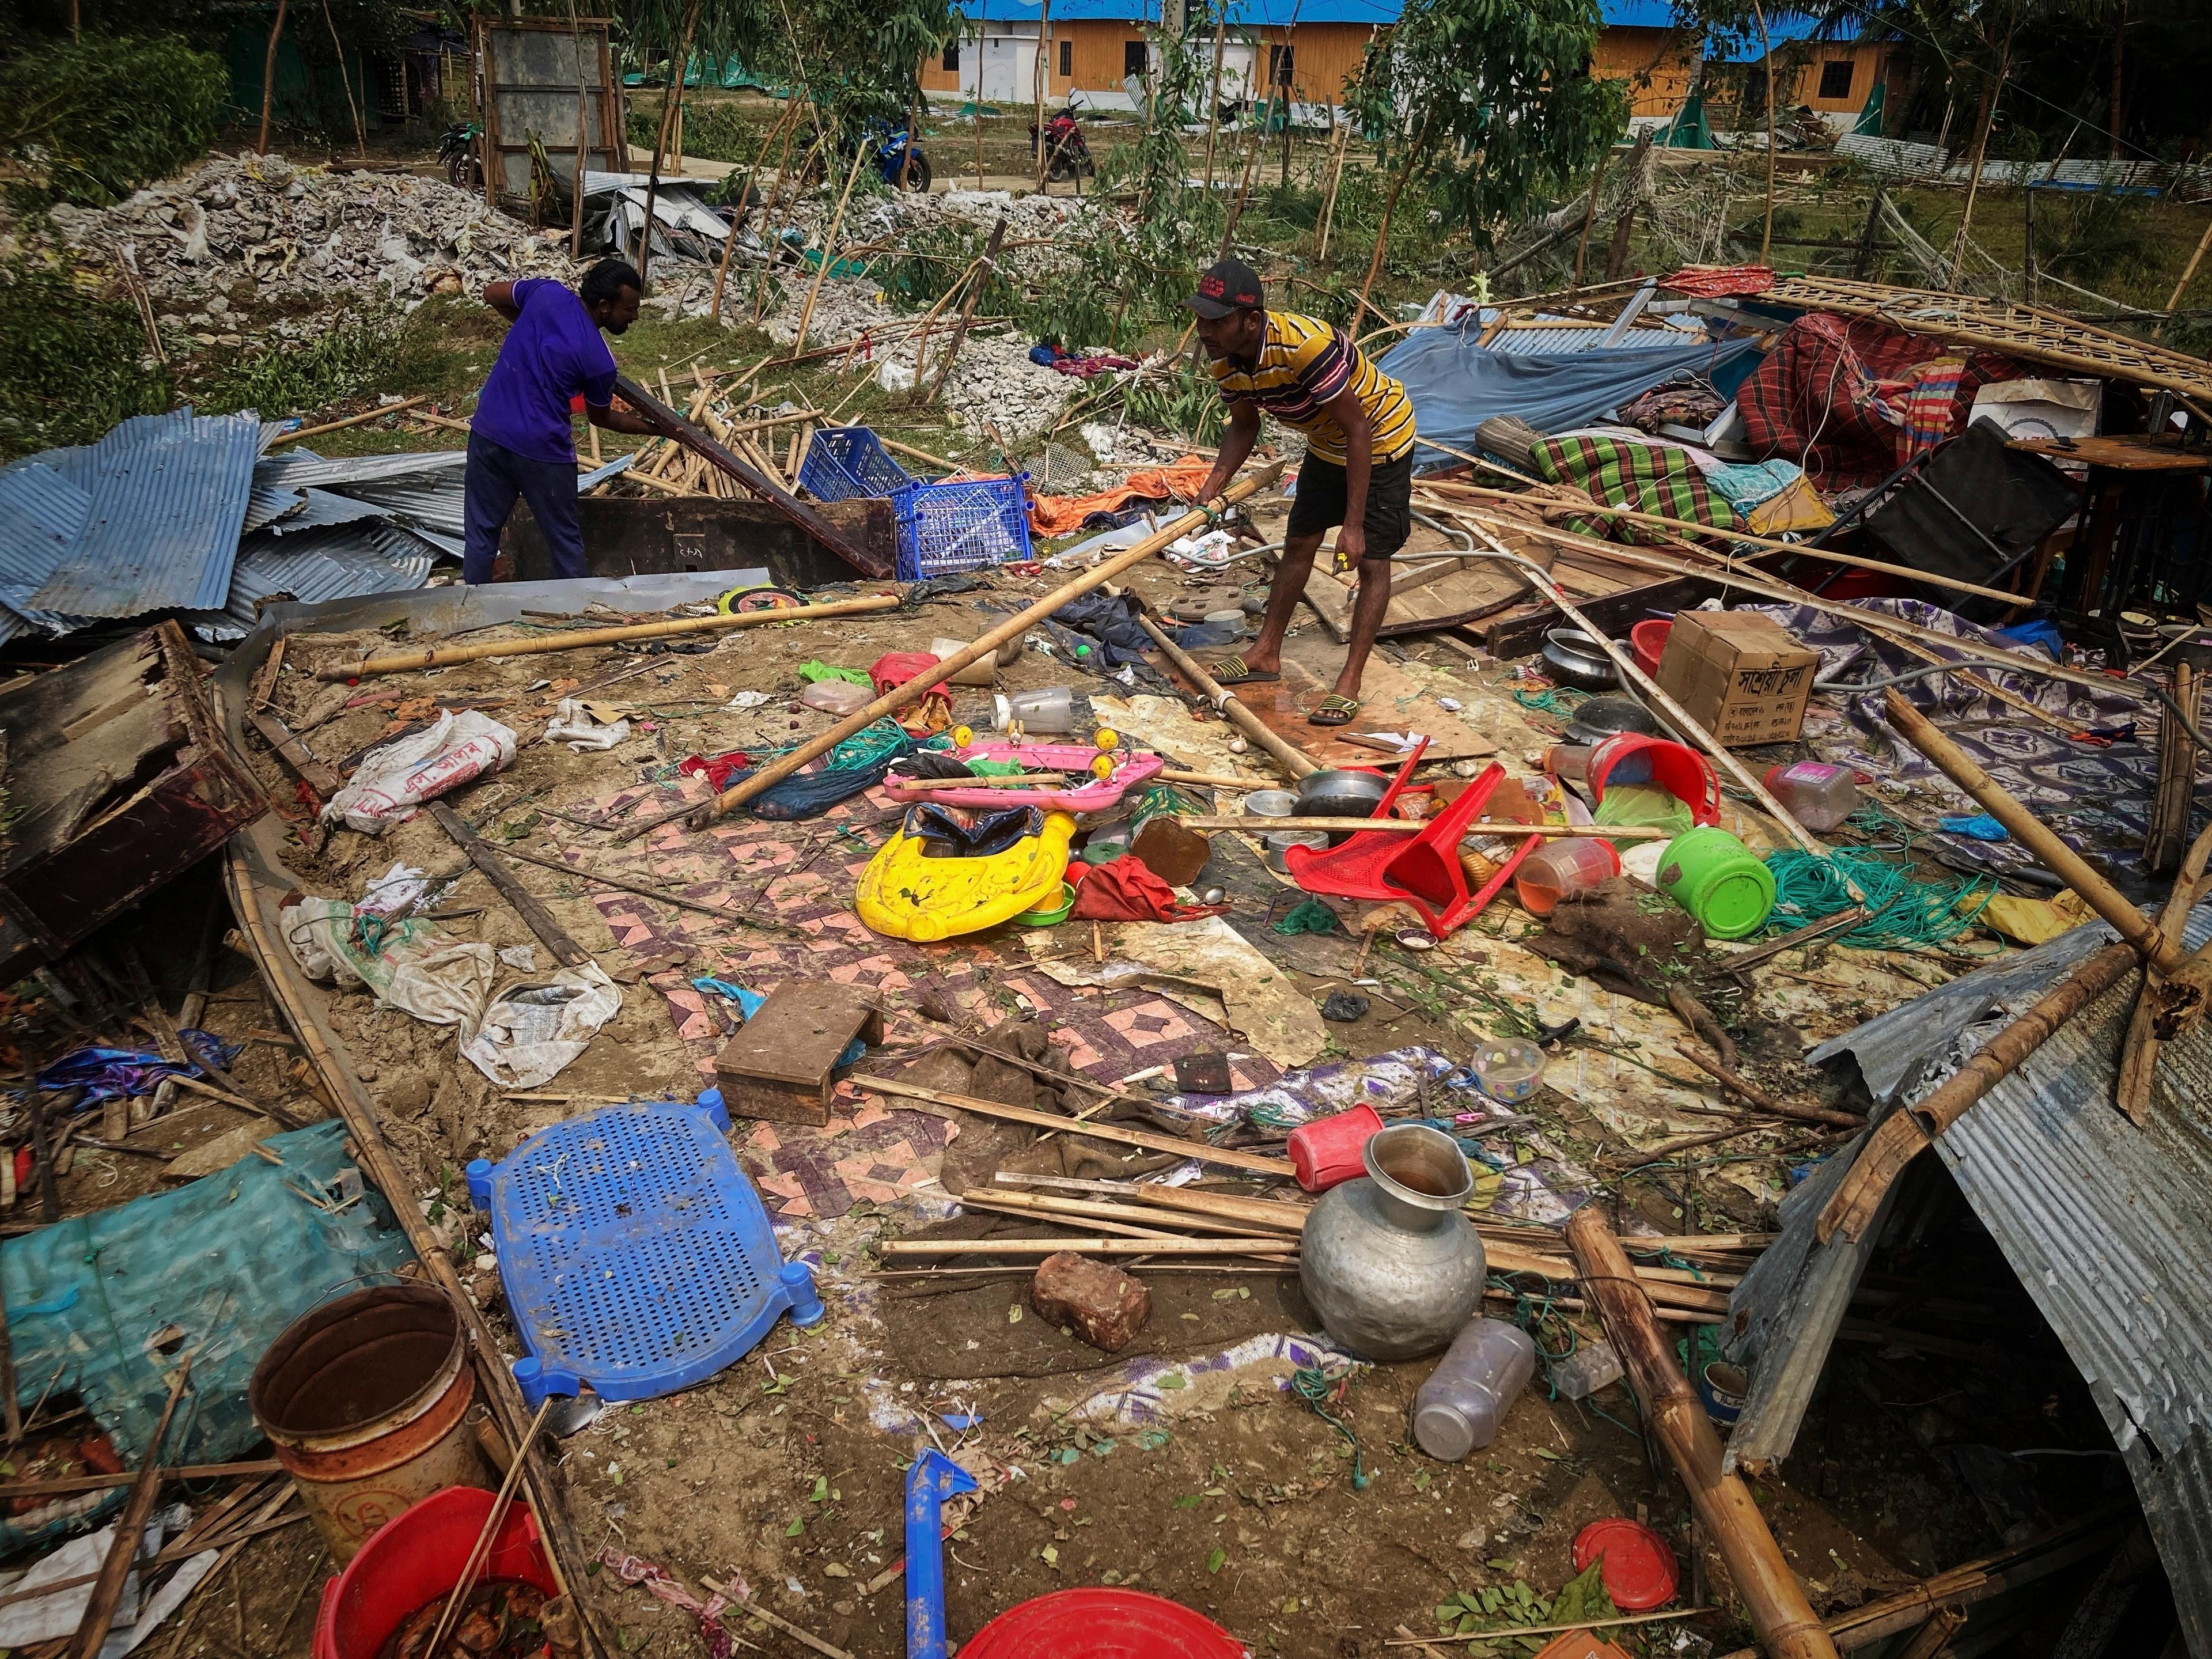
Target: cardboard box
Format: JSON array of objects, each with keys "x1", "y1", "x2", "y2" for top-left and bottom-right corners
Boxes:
[{"x1": 1654, "y1": 609, "x2": 1819, "y2": 747}]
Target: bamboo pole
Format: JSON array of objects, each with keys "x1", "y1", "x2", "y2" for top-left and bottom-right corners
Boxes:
[
  {"x1": 319, "y1": 593, "x2": 898, "y2": 679},
  {"x1": 566, "y1": 0, "x2": 590, "y2": 261},
  {"x1": 1355, "y1": 111, "x2": 1433, "y2": 329},
  {"x1": 714, "y1": 97, "x2": 801, "y2": 323},
  {"x1": 855, "y1": 1075, "x2": 1297, "y2": 1177},
  {"x1": 967, "y1": 1186, "x2": 1292, "y2": 1237},
  {"x1": 1448, "y1": 521, "x2": 1828, "y2": 857},
  {"x1": 2116, "y1": 819, "x2": 2212, "y2": 1124},
  {"x1": 258, "y1": 0, "x2": 289, "y2": 155},
  {"x1": 616, "y1": 463, "x2": 1287, "y2": 842},
  {"x1": 1422, "y1": 480, "x2": 2032, "y2": 609},
  {"x1": 1883, "y1": 691, "x2": 2183, "y2": 973},
  {"x1": 1565, "y1": 1209, "x2": 1840, "y2": 1659},
  {"x1": 2156, "y1": 214, "x2": 2212, "y2": 338},
  {"x1": 268, "y1": 396, "x2": 433, "y2": 444},
  {"x1": 638, "y1": 0, "x2": 700, "y2": 294},
  {"x1": 993, "y1": 1172, "x2": 1309, "y2": 1231},
  {"x1": 1120, "y1": 603, "x2": 1321, "y2": 781},
  {"x1": 1815, "y1": 940, "x2": 2139, "y2": 1246},
  {"x1": 794, "y1": 142, "x2": 872, "y2": 351},
  {"x1": 1174, "y1": 816, "x2": 1675, "y2": 838},
  {"x1": 926, "y1": 214, "x2": 1007, "y2": 404},
  {"x1": 1315, "y1": 111, "x2": 1351, "y2": 262},
  {"x1": 67, "y1": 1359, "x2": 191, "y2": 1659},
  {"x1": 1753, "y1": 0, "x2": 1775, "y2": 265}
]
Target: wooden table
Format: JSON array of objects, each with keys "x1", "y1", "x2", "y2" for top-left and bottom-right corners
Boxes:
[{"x1": 2009, "y1": 434, "x2": 2212, "y2": 645}]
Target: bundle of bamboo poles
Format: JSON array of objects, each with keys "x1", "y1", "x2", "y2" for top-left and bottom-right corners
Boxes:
[{"x1": 601, "y1": 364, "x2": 830, "y2": 501}]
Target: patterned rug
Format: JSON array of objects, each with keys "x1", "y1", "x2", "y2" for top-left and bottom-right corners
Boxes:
[{"x1": 556, "y1": 777, "x2": 1282, "y2": 1219}]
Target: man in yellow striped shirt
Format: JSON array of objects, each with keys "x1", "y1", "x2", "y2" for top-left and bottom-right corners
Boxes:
[{"x1": 1186, "y1": 259, "x2": 1418, "y2": 725}]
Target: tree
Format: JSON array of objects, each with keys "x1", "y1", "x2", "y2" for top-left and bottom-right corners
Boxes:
[{"x1": 1346, "y1": 0, "x2": 1625, "y2": 257}]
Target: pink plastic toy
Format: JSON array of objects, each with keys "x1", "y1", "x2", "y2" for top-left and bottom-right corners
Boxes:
[{"x1": 881, "y1": 743, "x2": 1165, "y2": 812}]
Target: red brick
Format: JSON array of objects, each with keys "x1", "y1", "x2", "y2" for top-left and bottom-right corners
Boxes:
[{"x1": 1031, "y1": 1252, "x2": 1150, "y2": 1352}]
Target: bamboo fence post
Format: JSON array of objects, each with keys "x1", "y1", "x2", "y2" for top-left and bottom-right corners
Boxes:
[
  {"x1": 1564, "y1": 1209, "x2": 1840, "y2": 1659},
  {"x1": 794, "y1": 142, "x2": 870, "y2": 352},
  {"x1": 639, "y1": 0, "x2": 701, "y2": 294},
  {"x1": 714, "y1": 97, "x2": 800, "y2": 323},
  {"x1": 925, "y1": 214, "x2": 1007, "y2": 403},
  {"x1": 258, "y1": 0, "x2": 290, "y2": 155}
]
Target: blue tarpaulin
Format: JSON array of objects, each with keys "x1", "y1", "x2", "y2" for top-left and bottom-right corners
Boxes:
[
  {"x1": 1378, "y1": 328, "x2": 1765, "y2": 469},
  {"x1": 0, "y1": 1122, "x2": 414, "y2": 1554}
]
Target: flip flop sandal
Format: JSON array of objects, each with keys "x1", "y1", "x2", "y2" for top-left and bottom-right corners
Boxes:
[
  {"x1": 1308, "y1": 695, "x2": 1363, "y2": 727},
  {"x1": 1207, "y1": 655, "x2": 1281, "y2": 687}
]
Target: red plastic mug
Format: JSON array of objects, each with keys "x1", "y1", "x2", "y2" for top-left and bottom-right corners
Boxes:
[{"x1": 1287, "y1": 1104, "x2": 1385, "y2": 1192}]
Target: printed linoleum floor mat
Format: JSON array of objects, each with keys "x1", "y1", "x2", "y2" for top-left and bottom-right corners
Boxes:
[{"x1": 555, "y1": 778, "x2": 1283, "y2": 1220}]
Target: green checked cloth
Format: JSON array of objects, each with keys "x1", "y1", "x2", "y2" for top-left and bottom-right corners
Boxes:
[{"x1": 1529, "y1": 434, "x2": 1740, "y2": 545}]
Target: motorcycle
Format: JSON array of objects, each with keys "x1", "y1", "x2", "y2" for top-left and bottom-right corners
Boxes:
[
  {"x1": 1029, "y1": 101, "x2": 1094, "y2": 184},
  {"x1": 803, "y1": 122, "x2": 932, "y2": 192},
  {"x1": 440, "y1": 121, "x2": 483, "y2": 193}
]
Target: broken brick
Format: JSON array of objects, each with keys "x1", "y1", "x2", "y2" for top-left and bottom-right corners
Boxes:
[{"x1": 1031, "y1": 1252, "x2": 1150, "y2": 1353}]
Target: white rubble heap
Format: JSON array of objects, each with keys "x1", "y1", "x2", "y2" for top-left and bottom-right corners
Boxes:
[{"x1": 50, "y1": 152, "x2": 578, "y2": 346}]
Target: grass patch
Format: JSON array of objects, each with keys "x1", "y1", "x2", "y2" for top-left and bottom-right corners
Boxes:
[
  {"x1": 0, "y1": 259, "x2": 173, "y2": 460},
  {"x1": 194, "y1": 306, "x2": 408, "y2": 421}
]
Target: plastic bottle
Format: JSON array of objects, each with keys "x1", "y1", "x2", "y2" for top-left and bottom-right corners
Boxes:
[
  {"x1": 998, "y1": 687, "x2": 1074, "y2": 733},
  {"x1": 1550, "y1": 1339, "x2": 1624, "y2": 1402},
  {"x1": 1514, "y1": 837, "x2": 1620, "y2": 916},
  {"x1": 1762, "y1": 762, "x2": 1862, "y2": 832},
  {"x1": 1412, "y1": 1319, "x2": 1539, "y2": 1460},
  {"x1": 1542, "y1": 744, "x2": 1593, "y2": 782}
]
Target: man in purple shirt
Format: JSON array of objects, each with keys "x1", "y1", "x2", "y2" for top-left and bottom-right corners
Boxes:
[{"x1": 463, "y1": 259, "x2": 654, "y2": 583}]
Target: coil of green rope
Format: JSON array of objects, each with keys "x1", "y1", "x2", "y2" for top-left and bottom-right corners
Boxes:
[{"x1": 1761, "y1": 846, "x2": 1995, "y2": 949}]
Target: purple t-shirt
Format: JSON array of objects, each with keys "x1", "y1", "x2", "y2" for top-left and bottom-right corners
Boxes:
[{"x1": 473, "y1": 279, "x2": 619, "y2": 464}]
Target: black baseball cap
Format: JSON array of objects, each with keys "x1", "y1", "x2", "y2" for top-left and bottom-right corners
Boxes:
[{"x1": 1185, "y1": 257, "x2": 1265, "y2": 319}]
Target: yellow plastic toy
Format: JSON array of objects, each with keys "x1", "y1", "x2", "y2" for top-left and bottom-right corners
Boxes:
[{"x1": 855, "y1": 809, "x2": 1077, "y2": 942}]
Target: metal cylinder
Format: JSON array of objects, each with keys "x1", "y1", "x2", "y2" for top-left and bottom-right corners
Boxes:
[{"x1": 248, "y1": 1282, "x2": 490, "y2": 1562}]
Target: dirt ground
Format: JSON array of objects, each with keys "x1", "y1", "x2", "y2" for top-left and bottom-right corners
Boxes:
[{"x1": 105, "y1": 506, "x2": 2120, "y2": 1658}]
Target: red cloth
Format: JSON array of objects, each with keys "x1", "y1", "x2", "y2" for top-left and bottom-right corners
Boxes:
[
  {"x1": 1066, "y1": 858, "x2": 1229, "y2": 923},
  {"x1": 1661, "y1": 264, "x2": 1775, "y2": 298},
  {"x1": 1736, "y1": 312, "x2": 2016, "y2": 492},
  {"x1": 869, "y1": 652, "x2": 952, "y2": 735},
  {"x1": 679, "y1": 748, "x2": 753, "y2": 791}
]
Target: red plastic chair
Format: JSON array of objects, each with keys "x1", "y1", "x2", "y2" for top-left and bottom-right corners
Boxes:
[{"x1": 1284, "y1": 762, "x2": 1540, "y2": 938}]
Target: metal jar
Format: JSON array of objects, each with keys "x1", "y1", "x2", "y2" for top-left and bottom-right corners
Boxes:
[
  {"x1": 248, "y1": 1282, "x2": 490, "y2": 1562},
  {"x1": 1298, "y1": 1123, "x2": 1487, "y2": 1362}
]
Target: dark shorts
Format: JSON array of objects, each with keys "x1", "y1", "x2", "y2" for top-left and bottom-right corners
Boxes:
[{"x1": 1286, "y1": 449, "x2": 1415, "y2": 560}]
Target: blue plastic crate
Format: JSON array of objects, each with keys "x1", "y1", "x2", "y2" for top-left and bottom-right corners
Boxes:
[
  {"x1": 798, "y1": 426, "x2": 915, "y2": 503},
  {"x1": 896, "y1": 474, "x2": 1033, "y2": 580},
  {"x1": 466, "y1": 1096, "x2": 821, "y2": 1406}
]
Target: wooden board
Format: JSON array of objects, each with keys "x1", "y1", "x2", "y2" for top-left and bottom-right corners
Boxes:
[
  {"x1": 715, "y1": 981, "x2": 886, "y2": 1126},
  {"x1": 1164, "y1": 650, "x2": 1496, "y2": 764},
  {"x1": 2008, "y1": 434, "x2": 2212, "y2": 473}
]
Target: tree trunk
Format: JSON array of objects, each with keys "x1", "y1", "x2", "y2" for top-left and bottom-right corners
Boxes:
[
  {"x1": 1753, "y1": 0, "x2": 1775, "y2": 264},
  {"x1": 1354, "y1": 110, "x2": 1431, "y2": 334},
  {"x1": 1033, "y1": 0, "x2": 1052, "y2": 188},
  {"x1": 2107, "y1": 0, "x2": 2127, "y2": 161},
  {"x1": 974, "y1": 3, "x2": 988, "y2": 188},
  {"x1": 1315, "y1": 108, "x2": 1349, "y2": 260},
  {"x1": 320, "y1": 0, "x2": 368, "y2": 157},
  {"x1": 1573, "y1": 145, "x2": 1613, "y2": 283},
  {"x1": 258, "y1": 0, "x2": 290, "y2": 156},
  {"x1": 1946, "y1": 34, "x2": 2010, "y2": 291},
  {"x1": 1202, "y1": 19, "x2": 1228, "y2": 190},
  {"x1": 638, "y1": 0, "x2": 700, "y2": 295},
  {"x1": 567, "y1": 0, "x2": 591, "y2": 259},
  {"x1": 1279, "y1": 35, "x2": 1294, "y2": 188}
]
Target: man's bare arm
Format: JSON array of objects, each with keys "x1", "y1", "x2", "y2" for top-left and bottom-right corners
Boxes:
[
  {"x1": 586, "y1": 399, "x2": 656, "y2": 436},
  {"x1": 1198, "y1": 402, "x2": 1263, "y2": 503},
  {"x1": 483, "y1": 280, "x2": 522, "y2": 321}
]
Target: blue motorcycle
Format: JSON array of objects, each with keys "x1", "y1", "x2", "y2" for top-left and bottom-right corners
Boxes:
[{"x1": 802, "y1": 122, "x2": 932, "y2": 192}]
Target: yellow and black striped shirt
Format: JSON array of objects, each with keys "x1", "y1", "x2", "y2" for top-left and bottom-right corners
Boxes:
[{"x1": 1206, "y1": 310, "x2": 1417, "y2": 465}]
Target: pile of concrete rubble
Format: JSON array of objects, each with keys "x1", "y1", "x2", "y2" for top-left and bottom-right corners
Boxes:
[{"x1": 50, "y1": 153, "x2": 578, "y2": 334}]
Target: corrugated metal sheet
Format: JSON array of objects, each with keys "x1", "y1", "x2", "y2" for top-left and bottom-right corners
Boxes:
[
  {"x1": 335, "y1": 478, "x2": 467, "y2": 537},
  {"x1": 0, "y1": 462, "x2": 91, "y2": 635},
  {"x1": 244, "y1": 484, "x2": 307, "y2": 533},
  {"x1": 224, "y1": 522, "x2": 440, "y2": 625},
  {"x1": 26, "y1": 409, "x2": 261, "y2": 617},
  {"x1": 256, "y1": 449, "x2": 468, "y2": 490},
  {"x1": 1751, "y1": 911, "x2": 2212, "y2": 1653},
  {"x1": 1484, "y1": 316, "x2": 1709, "y2": 358},
  {"x1": 268, "y1": 488, "x2": 397, "y2": 535}
]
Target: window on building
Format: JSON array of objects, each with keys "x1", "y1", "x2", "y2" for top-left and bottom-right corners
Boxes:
[
  {"x1": 1124, "y1": 39, "x2": 1149, "y2": 79},
  {"x1": 1268, "y1": 44, "x2": 1294, "y2": 85},
  {"x1": 1817, "y1": 58, "x2": 1854, "y2": 100},
  {"x1": 1059, "y1": 37, "x2": 1071, "y2": 77},
  {"x1": 942, "y1": 42, "x2": 961, "y2": 71}
]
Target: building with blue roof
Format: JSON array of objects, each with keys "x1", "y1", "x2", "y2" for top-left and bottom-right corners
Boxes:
[{"x1": 918, "y1": 0, "x2": 1887, "y2": 128}]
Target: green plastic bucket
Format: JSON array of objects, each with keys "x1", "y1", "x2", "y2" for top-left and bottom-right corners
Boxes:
[{"x1": 1655, "y1": 827, "x2": 1775, "y2": 940}]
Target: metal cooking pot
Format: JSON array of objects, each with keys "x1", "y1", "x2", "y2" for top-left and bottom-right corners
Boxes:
[
  {"x1": 1300, "y1": 1123, "x2": 1488, "y2": 1361},
  {"x1": 1542, "y1": 627, "x2": 1619, "y2": 692},
  {"x1": 1294, "y1": 768, "x2": 1391, "y2": 817}
]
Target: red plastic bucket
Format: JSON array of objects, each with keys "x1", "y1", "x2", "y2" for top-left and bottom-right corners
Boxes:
[
  {"x1": 1586, "y1": 733, "x2": 1721, "y2": 827},
  {"x1": 961, "y1": 1588, "x2": 1245, "y2": 1657},
  {"x1": 1630, "y1": 619, "x2": 1672, "y2": 677},
  {"x1": 312, "y1": 1486, "x2": 558, "y2": 1659},
  {"x1": 1287, "y1": 1104, "x2": 1384, "y2": 1193}
]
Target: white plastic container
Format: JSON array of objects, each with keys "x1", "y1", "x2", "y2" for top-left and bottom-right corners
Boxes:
[
  {"x1": 1762, "y1": 762, "x2": 1862, "y2": 832},
  {"x1": 996, "y1": 686, "x2": 1074, "y2": 733},
  {"x1": 1412, "y1": 1319, "x2": 1538, "y2": 1460},
  {"x1": 1550, "y1": 1338, "x2": 1624, "y2": 1402}
]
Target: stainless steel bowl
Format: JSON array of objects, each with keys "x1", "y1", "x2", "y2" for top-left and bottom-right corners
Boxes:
[
  {"x1": 1542, "y1": 627, "x2": 1619, "y2": 692},
  {"x1": 1243, "y1": 790, "x2": 1297, "y2": 819},
  {"x1": 1264, "y1": 830, "x2": 1331, "y2": 873},
  {"x1": 1295, "y1": 768, "x2": 1392, "y2": 817}
]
